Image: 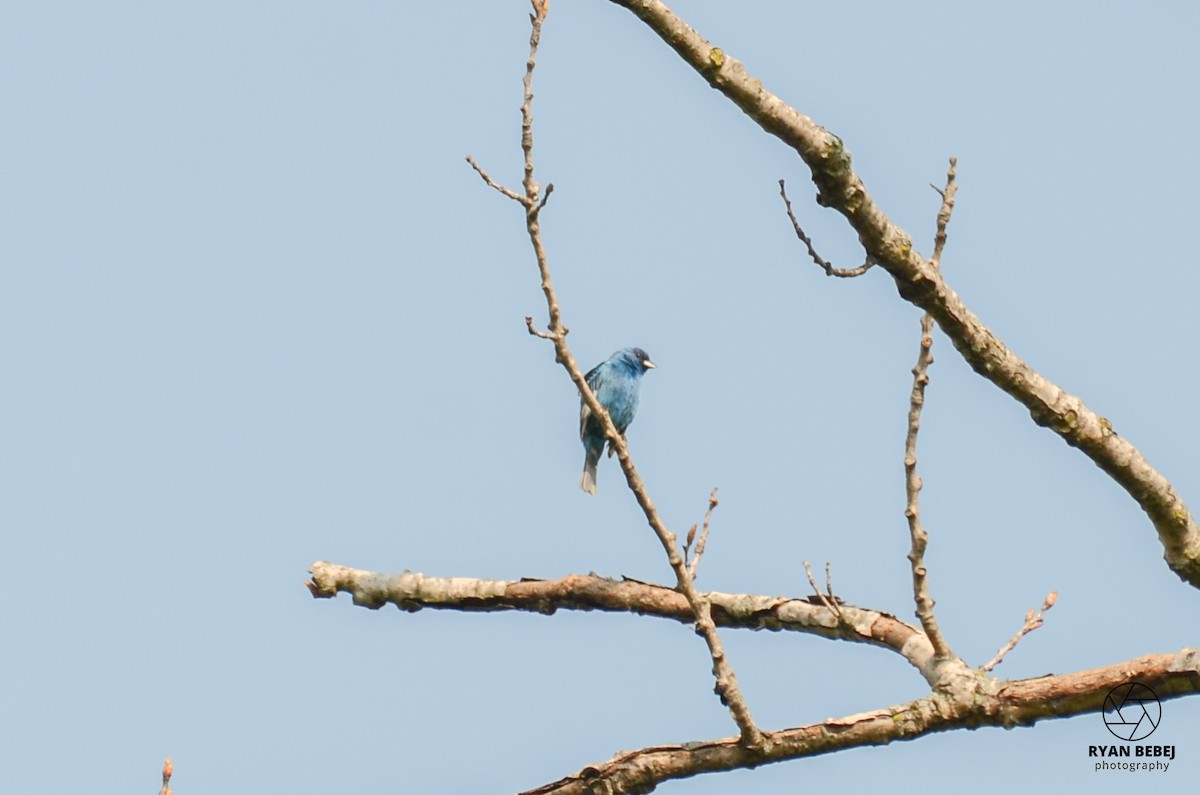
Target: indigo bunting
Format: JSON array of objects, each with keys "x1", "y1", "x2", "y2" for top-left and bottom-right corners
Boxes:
[{"x1": 579, "y1": 347, "x2": 656, "y2": 495}]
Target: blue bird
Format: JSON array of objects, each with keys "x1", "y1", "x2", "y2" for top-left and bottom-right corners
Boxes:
[{"x1": 579, "y1": 347, "x2": 656, "y2": 495}]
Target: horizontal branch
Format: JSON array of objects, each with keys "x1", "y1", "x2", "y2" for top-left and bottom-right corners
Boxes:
[
  {"x1": 307, "y1": 561, "x2": 938, "y2": 683},
  {"x1": 520, "y1": 648, "x2": 1200, "y2": 794},
  {"x1": 605, "y1": 0, "x2": 1200, "y2": 589}
]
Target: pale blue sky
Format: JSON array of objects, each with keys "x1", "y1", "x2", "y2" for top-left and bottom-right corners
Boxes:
[{"x1": 3, "y1": 2, "x2": 1198, "y2": 792}]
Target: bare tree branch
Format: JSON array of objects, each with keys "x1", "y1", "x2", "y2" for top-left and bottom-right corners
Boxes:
[
  {"x1": 517, "y1": 648, "x2": 1200, "y2": 795},
  {"x1": 465, "y1": 1, "x2": 762, "y2": 746},
  {"x1": 903, "y1": 159, "x2": 959, "y2": 660},
  {"x1": 904, "y1": 317, "x2": 949, "y2": 657},
  {"x1": 604, "y1": 0, "x2": 1200, "y2": 589},
  {"x1": 307, "y1": 561, "x2": 940, "y2": 683}
]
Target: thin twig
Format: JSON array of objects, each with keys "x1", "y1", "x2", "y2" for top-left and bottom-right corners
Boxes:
[
  {"x1": 930, "y1": 158, "x2": 957, "y2": 267},
  {"x1": 520, "y1": 0, "x2": 547, "y2": 205},
  {"x1": 525, "y1": 315, "x2": 562, "y2": 340},
  {"x1": 802, "y1": 560, "x2": 841, "y2": 620},
  {"x1": 981, "y1": 591, "x2": 1058, "y2": 672},
  {"x1": 903, "y1": 318, "x2": 949, "y2": 656},
  {"x1": 468, "y1": 1, "x2": 761, "y2": 747},
  {"x1": 903, "y1": 160, "x2": 960, "y2": 661},
  {"x1": 779, "y1": 180, "x2": 874, "y2": 277},
  {"x1": 465, "y1": 155, "x2": 527, "y2": 205},
  {"x1": 466, "y1": 0, "x2": 563, "y2": 338},
  {"x1": 686, "y1": 488, "x2": 719, "y2": 580}
]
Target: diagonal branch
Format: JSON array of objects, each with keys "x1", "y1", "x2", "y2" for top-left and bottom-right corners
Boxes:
[
  {"x1": 604, "y1": 0, "x2": 1200, "y2": 589},
  {"x1": 467, "y1": 0, "x2": 761, "y2": 747},
  {"x1": 518, "y1": 648, "x2": 1200, "y2": 794}
]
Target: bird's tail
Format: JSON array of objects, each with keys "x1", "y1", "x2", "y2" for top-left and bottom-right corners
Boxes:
[{"x1": 580, "y1": 444, "x2": 602, "y2": 496}]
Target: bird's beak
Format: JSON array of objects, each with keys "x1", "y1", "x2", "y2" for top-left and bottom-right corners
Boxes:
[{"x1": 643, "y1": 359, "x2": 656, "y2": 369}]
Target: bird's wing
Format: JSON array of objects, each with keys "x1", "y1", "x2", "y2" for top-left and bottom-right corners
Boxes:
[
  {"x1": 580, "y1": 363, "x2": 605, "y2": 439},
  {"x1": 579, "y1": 400, "x2": 592, "y2": 440}
]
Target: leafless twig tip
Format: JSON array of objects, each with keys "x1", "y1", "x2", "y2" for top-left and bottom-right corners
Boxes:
[
  {"x1": 686, "y1": 487, "x2": 719, "y2": 580},
  {"x1": 981, "y1": 590, "x2": 1058, "y2": 672},
  {"x1": 803, "y1": 560, "x2": 842, "y2": 619}
]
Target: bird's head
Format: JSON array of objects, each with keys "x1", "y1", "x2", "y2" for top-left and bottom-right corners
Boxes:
[{"x1": 626, "y1": 347, "x2": 656, "y2": 374}]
